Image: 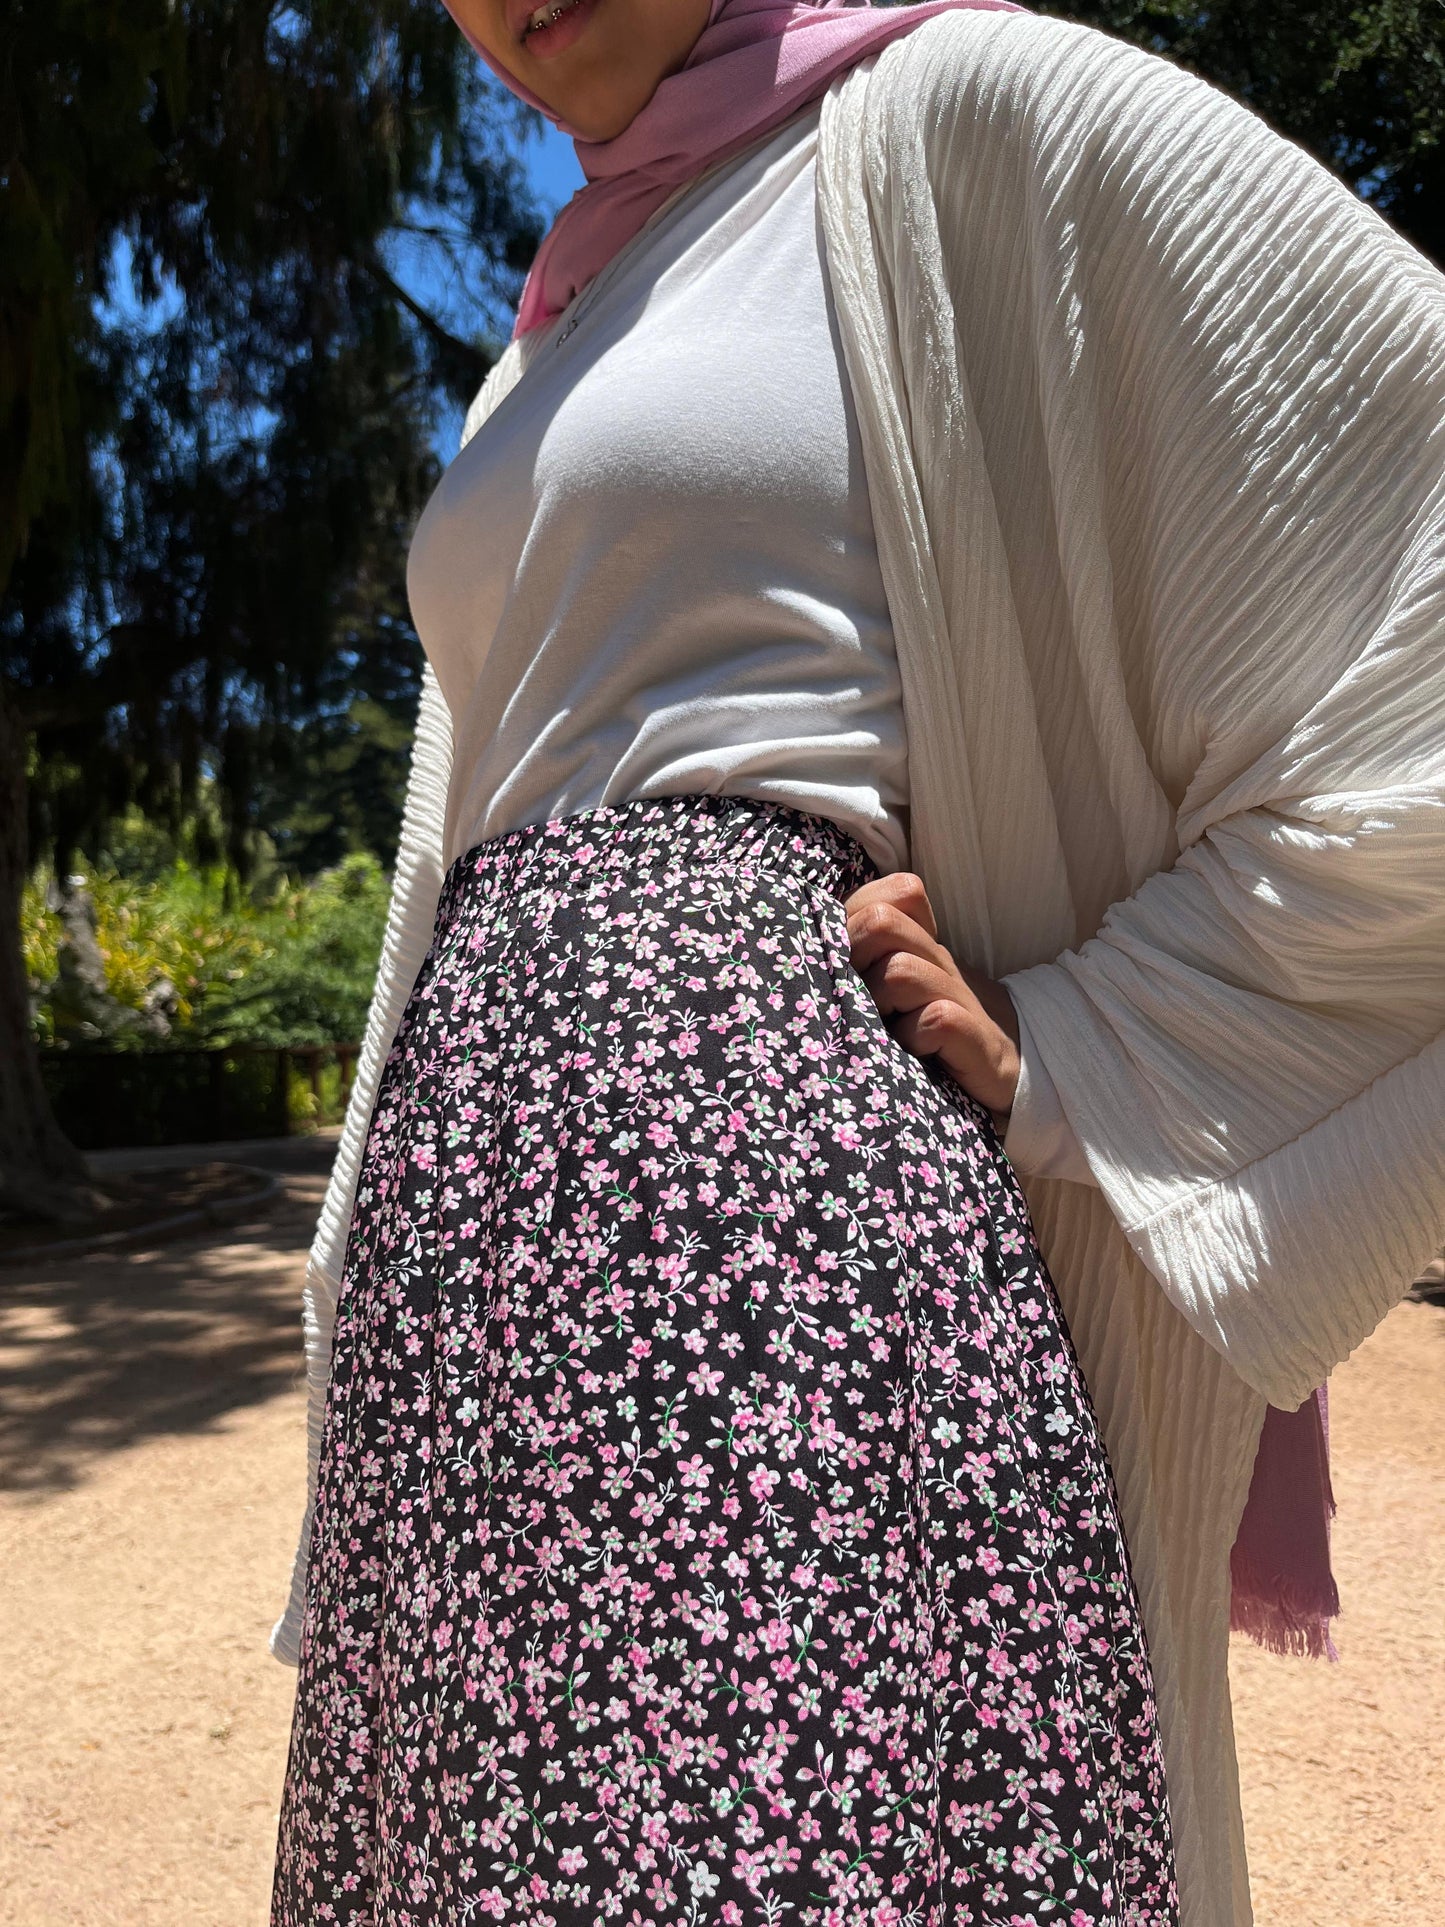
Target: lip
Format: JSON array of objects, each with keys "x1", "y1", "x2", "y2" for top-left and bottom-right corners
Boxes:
[{"x1": 506, "y1": 0, "x2": 602, "y2": 55}]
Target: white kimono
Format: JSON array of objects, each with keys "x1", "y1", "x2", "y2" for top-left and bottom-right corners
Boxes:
[{"x1": 272, "y1": 15, "x2": 1445, "y2": 1924}]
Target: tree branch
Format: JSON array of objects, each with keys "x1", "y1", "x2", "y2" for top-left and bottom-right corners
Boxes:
[{"x1": 361, "y1": 257, "x2": 495, "y2": 391}]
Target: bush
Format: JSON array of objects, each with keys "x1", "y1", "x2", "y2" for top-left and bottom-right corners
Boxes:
[
  {"x1": 25, "y1": 851, "x2": 388, "y2": 1050},
  {"x1": 216, "y1": 855, "x2": 391, "y2": 1048}
]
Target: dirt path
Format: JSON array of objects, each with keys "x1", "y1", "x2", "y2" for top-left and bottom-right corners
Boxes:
[
  {"x1": 1228, "y1": 1294, "x2": 1445, "y2": 1925},
  {"x1": 0, "y1": 1137, "x2": 325, "y2": 1927},
  {"x1": 0, "y1": 1138, "x2": 1440, "y2": 1926}
]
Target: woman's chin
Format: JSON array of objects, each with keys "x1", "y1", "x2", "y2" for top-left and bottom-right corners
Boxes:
[
  {"x1": 539, "y1": 84, "x2": 658, "y2": 144},
  {"x1": 507, "y1": 0, "x2": 710, "y2": 141},
  {"x1": 514, "y1": 8, "x2": 654, "y2": 139}
]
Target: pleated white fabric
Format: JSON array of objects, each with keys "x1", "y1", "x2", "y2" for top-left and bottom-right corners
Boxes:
[
  {"x1": 272, "y1": 14, "x2": 1445, "y2": 1924},
  {"x1": 267, "y1": 660, "x2": 457, "y2": 1665}
]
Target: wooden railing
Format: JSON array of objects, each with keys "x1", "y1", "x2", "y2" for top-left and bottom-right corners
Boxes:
[{"x1": 38, "y1": 1043, "x2": 363, "y2": 1150}]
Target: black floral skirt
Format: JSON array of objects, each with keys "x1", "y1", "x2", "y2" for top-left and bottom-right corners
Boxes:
[{"x1": 272, "y1": 793, "x2": 1178, "y2": 1927}]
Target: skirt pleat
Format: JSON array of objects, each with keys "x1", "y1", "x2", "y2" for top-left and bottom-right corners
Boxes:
[{"x1": 272, "y1": 793, "x2": 1178, "y2": 1927}]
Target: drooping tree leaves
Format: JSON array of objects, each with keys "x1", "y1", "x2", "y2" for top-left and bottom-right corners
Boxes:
[
  {"x1": 6, "y1": 0, "x2": 543, "y2": 867},
  {"x1": 0, "y1": 0, "x2": 543, "y2": 1214}
]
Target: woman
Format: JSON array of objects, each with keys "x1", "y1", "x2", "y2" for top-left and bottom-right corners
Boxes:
[{"x1": 270, "y1": 4, "x2": 1445, "y2": 1925}]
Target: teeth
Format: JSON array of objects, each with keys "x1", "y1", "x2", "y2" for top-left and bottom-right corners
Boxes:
[{"x1": 526, "y1": 0, "x2": 582, "y2": 32}]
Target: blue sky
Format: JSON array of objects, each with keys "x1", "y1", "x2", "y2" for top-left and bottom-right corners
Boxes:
[{"x1": 526, "y1": 118, "x2": 586, "y2": 217}]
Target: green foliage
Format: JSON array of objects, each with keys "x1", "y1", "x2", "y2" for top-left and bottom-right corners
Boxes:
[
  {"x1": 215, "y1": 853, "x2": 391, "y2": 1048},
  {"x1": 0, "y1": 0, "x2": 185, "y2": 594},
  {"x1": 24, "y1": 860, "x2": 258, "y2": 1045},
  {"x1": 24, "y1": 848, "x2": 389, "y2": 1050},
  {"x1": 1, "y1": 0, "x2": 541, "y2": 1182},
  {"x1": 254, "y1": 694, "x2": 420, "y2": 876},
  {"x1": 286, "y1": 1054, "x2": 354, "y2": 1130}
]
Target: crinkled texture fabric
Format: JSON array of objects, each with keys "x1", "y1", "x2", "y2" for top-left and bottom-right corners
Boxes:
[
  {"x1": 441, "y1": 0, "x2": 1022, "y2": 338},
  {"x1": 272, "y1": 794, "x2": 1178, "y2": 1926}
]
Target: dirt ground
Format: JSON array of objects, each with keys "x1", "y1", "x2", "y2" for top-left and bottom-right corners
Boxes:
[{"x1": 0, "y1": 1133, "x2": 1440, "y2": 1927}]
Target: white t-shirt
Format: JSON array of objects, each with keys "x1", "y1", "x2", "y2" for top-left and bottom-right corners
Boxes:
[
  {"x1": 405, "y1": 103, "x2": 911, "y2": 876},
  {"x1": 405, "y1": 101, "x2": 1087, "y2": 1185}
]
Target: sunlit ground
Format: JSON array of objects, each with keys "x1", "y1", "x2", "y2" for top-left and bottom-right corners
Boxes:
[{"x1": 0, "y1": 1135, "x2": 1439, "y2": 1926}]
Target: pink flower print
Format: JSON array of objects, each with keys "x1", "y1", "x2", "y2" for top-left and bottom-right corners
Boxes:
[
  {"x1": 697, "y1": 1605, "x2": 729, "y2": 1645},
  {"x1": 645, "y1": 1872, "x2": 677, "y2": 1911},
  {"x1": 274, "y1": 799, "x2": 1176, "y2": 1927},
  {"x1": 741, "y1": 1675, "x2": 778, "y2": 1715}
]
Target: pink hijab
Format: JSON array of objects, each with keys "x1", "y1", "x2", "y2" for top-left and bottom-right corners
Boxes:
[
  {"x1": 445, "y1": 0, "x2": 1342, "y2": 1662},
  {"x1": 445, "y1": 0, "x2": 1024, "y2": 339}
]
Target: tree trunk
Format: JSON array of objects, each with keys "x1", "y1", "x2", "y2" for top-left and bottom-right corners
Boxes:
[{"x1": 0, "y1": 681, "x2": 98, "y2": 1225}]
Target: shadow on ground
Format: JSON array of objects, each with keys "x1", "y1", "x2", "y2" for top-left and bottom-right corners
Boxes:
[{"x1": 0, "y1": 1133, "x2": 338, "y2": 1501}]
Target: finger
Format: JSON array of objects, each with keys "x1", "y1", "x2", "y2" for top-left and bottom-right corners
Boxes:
[
  {"x1": 862, "y1": 950, "x2": 975, "y2": 1021},
  {"x1": 954, "y1": 963, "x2": 1022, "y2": 1049},
  {"x1": 841, "y1": 870, "x2": 938, "y2": 941},
  {"x1": 847, "y1": 900, "x2": 951, "y2": 976},
  {"x1": 893, "y1": 998, "x2": 1019, "y2": 1116}
]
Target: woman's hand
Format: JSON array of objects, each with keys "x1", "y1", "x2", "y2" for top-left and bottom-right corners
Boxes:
[{"x1": 843, "y1": 871, "x2": 1021, "y2": 1132}]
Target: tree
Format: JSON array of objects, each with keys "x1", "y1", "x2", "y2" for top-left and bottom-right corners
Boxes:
[
  {"x1": 1, "y1": 0, "x2": 543, "y2": 1220},
  {"x1": 8, "y1": 1, "x2": 1442, "y2": 1222}
]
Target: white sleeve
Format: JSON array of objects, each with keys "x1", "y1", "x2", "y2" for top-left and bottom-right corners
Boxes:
[
  {"x1": 900, "y1": 14, "x2": 1445, "y2": 1407},
  {"x1": 1001, "y1": 1006, "x2": 1096, "y2": 1186},
  {"x1": 270, "y1": 664, "x2": 455, "y2": 1664}
]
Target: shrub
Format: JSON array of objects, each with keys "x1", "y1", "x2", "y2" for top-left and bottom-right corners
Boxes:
[{"x1": 25, "y1": 852, "x2": 388, "y2": 1050}]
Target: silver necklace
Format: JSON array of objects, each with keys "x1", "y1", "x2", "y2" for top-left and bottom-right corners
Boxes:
[
  {"x1": 548, "y1": 140, "x2": 759, "y2": 351},
  {"x1": 551, "y1": 258, "x2": 622, "y2": 347},
  {"x1": 549, "y1": 204, "x2": 674, "y2": 351}
]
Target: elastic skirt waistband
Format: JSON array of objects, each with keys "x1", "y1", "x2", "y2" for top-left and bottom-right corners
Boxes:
[{"x1": 438, "y1": 794, "x2": 881, "y2": 924}]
